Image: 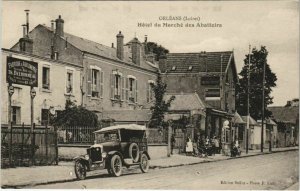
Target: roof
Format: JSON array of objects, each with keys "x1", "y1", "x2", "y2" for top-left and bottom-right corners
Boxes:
[
  {"x1": 31, "y1": 25, "x2": 157, "y2": 71},
  {"x1": 165, "y1": 93, "x2": 206, "y2": 112},
  {"x1": 232, "y1": 112, "x2": 246, "y2": 124},
  {"x1": 241, "y1": 116, "x2": 258, "y2": 125},
  {"x1": 268, "y1": 106, "x2": 299, "y2": 123},
  {"x1": 161, "y1": 51, "x2": 232, "y2": 73},
  {"x1": 94, "y1": 124, "x2": 146, "y2": 133},
  {"x1": 102, "y1": 110, "x2": 151, "y2": 122}
]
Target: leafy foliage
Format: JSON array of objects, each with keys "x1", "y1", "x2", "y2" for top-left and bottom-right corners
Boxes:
[
  {"x1": 236, "y1": 46, "x2": 277, "y2": 120},
  {"x1": 149, "y1": 73, "x2": 175, "y2": 128},
  {"x1": 145, "y1": 42, "x2": 169, "y2": 61},
  {"x1": 52, "y1": 100, "x2": 98, "y2": 127}
]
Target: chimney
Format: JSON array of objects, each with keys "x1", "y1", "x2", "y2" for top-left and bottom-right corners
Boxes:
[
  {"x1": 19, "y1": 11, "x2": 33, "y2": 53},
  {"x1": 55, "y1": 15, "x2": 64, "y2": 37},
  {"x1": 116, "y1": 31, "x2": 124, "y2": 60},
  {"x1": 22, "y1": 24, "x2": 27, "y2": 37},
  {"x1": 144, "y1": 35, "x2": 148, "y2": 43},
  {"x1": 51, "y1": 20, "x2": 55, "y2": 31},
  {"x1": 158, "y1": 53, "x2": 167, "y2": 72},
  {"x1": 24, "y1": 10, "x2": 30, "y2": 35},
  {"x1": 131, "y1": 37, "x2": 141, "y2": 65}
]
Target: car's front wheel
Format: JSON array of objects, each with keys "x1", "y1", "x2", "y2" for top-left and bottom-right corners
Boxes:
[
  {"x1": 110, "y1": 155, "x2": 122, "y2": 177},
  {"x1": 74, "y1": 161, "x2": 87, "y2": 180},
  {"x1": 139, "y1": 153, "x2": 149, "y2": 173}
]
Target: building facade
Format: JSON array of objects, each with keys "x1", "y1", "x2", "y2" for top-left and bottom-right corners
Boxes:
[
  {"x1": 7, "y1": 15, "x2": 158, "y2": 124},
  {"x1": 159, "y1": 51, "x2": 239, "y2": 153},
  {"x1": 1, "y1": 49, "x2": 82, "y2": 126}
]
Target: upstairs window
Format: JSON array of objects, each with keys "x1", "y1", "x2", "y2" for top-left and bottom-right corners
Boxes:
[
  {"x1": 87, "y1": 66, "x2": 103, "y2": 98},
  {"x1": 110, "y1": 72, "x2": 123, "y2": 100},
  {"x1": 66, "y1": 70, "x2": 73, "y2": 94},
  {"x1": 205, "y1": 88, "x2": 220, "y2": 100},
  {"x1": 128, "y1": 77, "x2": 137, "y2": 103},
  {"x1": 42, "y1": 66, "x2": 50, "y2": 90}
]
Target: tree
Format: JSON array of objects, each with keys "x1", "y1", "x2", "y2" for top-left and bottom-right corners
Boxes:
[
  {"x1": 145, "y1": 42, "x2": 169, "y2": 61},
  {"x1": 52, "y1": 100, "x2": 98, "y2": 127},
  {"x1": 149, "y1": 73, "x2": 175, "y2": 128},
  {"x1": 236, "y1": 46, "x2": 277, "y2": 120}
]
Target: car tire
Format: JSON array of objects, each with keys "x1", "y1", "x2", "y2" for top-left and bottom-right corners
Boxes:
[
  {"x1": 129, "y1": 143, "x2": 139, "y2": 163},
  {"x1": 74, "y1": 161, "x2": 87, "y2": 180},
  {"x1": 139, "y1": 153, "x2": 149, "y2": 173},
  {"x1": 110, "y1": 155, "x2": 122, "y2": 177}
]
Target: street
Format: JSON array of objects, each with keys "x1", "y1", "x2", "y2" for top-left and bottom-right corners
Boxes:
[{"x1": 31, "y1": 150, "x2": 298, "y2": 190}]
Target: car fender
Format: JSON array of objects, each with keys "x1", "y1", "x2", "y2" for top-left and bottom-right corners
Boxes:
[
  {"x1": 140, "y1": 151, "x2": 151, "y2": 160},
  {"x1": 74, "y1": 156, "x2": 90, "y2": 171},
  {"x1": 106, "y1": 151, "x2": 124, "y2": 166}
]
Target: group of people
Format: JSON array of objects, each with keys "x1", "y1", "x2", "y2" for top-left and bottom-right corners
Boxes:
[{"x1": 194, "y1": 135, "x2": 221, "y2": 157}]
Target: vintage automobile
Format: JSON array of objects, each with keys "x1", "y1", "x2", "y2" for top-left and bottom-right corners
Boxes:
[{"x1": 74, "y1": 124, "x2": 150, "y2": 180}]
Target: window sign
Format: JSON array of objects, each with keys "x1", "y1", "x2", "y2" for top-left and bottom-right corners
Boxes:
[{"x1": 7, "y1": 57, "x2": 38, "y2": 87}]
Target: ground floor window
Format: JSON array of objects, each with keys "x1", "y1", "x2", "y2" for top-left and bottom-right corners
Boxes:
[{"x1": 11, "y1": 106, "x2": 21, "y2": 125}]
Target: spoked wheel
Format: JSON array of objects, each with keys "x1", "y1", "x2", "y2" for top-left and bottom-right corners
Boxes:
[
  {"x1": 110, "y1": 155, "x2": 122, "y2": 177},
  {"x1": 139, "y1": 153, "x2": 149, "y2": 173},
  {"x1": 75, "y1": 161, "x2": 87, "y2": 180}
]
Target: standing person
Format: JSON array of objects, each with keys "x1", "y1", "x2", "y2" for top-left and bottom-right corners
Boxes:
[
  {"x1": 171, "y1": 134, "x2": 176, "y2": 155},
  {"x1": 211, "y1": 136, "x2": 216, "y2": 155},
  {"x1": 214, "y1": 136, "x2": 220, "y2": 154}
]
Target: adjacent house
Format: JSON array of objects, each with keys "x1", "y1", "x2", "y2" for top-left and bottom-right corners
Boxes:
[
  {"x1": 268, "y1": 102, "x2": 299, "y2": 147},
  {"x1": 159, "y1": 51, "x2": 239, "y2": 151}
]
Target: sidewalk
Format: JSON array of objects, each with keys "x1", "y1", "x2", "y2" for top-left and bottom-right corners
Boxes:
[{"x1": 1, "y1": 146, "x2": 298, "y2": 188}]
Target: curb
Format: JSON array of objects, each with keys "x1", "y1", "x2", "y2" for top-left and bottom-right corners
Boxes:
[
  {"x1": 2, "y1": 148, "x2": 298, "y2": 188},
  {"x1": 149, "y1": 148, "x2": 298, "y2": 169}
]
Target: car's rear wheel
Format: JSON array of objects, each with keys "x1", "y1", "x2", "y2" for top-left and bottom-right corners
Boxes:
[
  {"x1": 75, "y1": 161, "x2": 86, "y2": 180},
  {"x1": 139, "y1": 153, "x2": 149, "y2": 173},
  {"x1": 110, "y1": 155, "x2": 122, "y2": 177}
]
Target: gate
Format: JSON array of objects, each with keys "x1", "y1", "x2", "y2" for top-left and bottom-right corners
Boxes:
[{"x1": 1, "y1": 123, "x2": 58, "y2": 168}]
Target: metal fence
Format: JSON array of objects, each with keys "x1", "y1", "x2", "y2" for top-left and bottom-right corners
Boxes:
[
  {"x1": 1, "y1": 123, "x2": 58, "y2": 168},
  {"x1": 57, "y1": 126, "x2": 99, "y2": 144}
]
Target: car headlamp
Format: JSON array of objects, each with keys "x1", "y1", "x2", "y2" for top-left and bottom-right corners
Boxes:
[
  {"x1": 84, "y1": 154, "x2": 89, "y2": 160},
  {"x1": 101, "y1": 152, "x2": 107, "y2": 158}
]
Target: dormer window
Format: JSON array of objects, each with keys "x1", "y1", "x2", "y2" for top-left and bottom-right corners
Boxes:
[
  {"x1": 188, "y1": 66, "x2": 193, "y2": 71},
  {"x1": 171, "y1": 66, "x2": 176, "y2": 71}
]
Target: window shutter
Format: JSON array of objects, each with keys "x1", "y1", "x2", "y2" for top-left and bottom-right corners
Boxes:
[
  {"x1": 125, "y1": 77, "x2": 129, "y2": 101},
  {"x1": 121, "y1": 76, "x2": 125, "y2": 101},
  {"x1": 96, "y1": 70, "x2": 100, "y2": 97},
  {"x1": 100, "y1": 71, "x2": 104, "y2": 98},
  {"x1": 110, "y1": 74, "x2": 115, "y2": 99},
  {"x1": 146, "y1": 83, "x2": 149, "y2": 103},
  {"x1": 135, "y1": 79, "x2": 138, "y2": 103},
  {"x1": 87, "y1": 68, "x2": 92, "y2": 96}
]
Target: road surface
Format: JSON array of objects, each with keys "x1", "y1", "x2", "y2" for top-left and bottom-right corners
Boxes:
[{"x1": 31, "y1": 150, "x2": 298, "y2": 190}]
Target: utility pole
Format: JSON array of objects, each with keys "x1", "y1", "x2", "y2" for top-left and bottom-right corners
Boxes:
[
  {"x1": 261, "y1": 51, "x2": 266, "y2": 153},
  {"x1": 246, "y1": 45, "x2": 251, "y2": 154}
]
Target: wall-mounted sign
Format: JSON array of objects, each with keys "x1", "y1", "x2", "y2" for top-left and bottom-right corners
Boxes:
[{"x1": 6, "y1": 57, "x2": 38, "y2": 87}]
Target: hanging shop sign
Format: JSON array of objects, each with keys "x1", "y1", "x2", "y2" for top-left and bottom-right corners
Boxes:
[{"x1": 6, "y1": 56, "x2": 38, "y2": 87}]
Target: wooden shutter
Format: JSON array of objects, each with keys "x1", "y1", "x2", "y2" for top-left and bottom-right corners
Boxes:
[
  {"x1": 125, "y1": 77, "x2": 129, "y2": 101},
  {"x1": 135, "y1": 79, "x2": 138, "y2": 103},
  {"x1": 96, "y1": 70, "x2": 100, "y2": 97},
  {"x1": 146, "y1": 82, "x2": 149, "y2": 103},
  {"x1": 110, "y1": 73, "x2": 115, "y2": 99},
  {"x1": 121, "y1": 76, "x2": 125, "y2": 101},
  {"x1": 100, "y1": 71, "x2": 104, "y2": 98},
  {"x1": 87, "y1": 68, "x2": 92, "y2": 96}
]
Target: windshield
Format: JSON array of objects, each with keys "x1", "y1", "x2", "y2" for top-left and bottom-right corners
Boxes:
[{"x1": 95, "y1": 131, "x2": 119, "y2": 143}]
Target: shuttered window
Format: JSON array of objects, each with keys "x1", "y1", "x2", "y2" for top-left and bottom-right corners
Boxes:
[
  {"x1": 128, "y1": 76, "x2": 138, "y2": 103},
  {"x1": 147, "y1": 81, "x2": 154, "y2": 102},
  {"x1": 87, "y1": 66, "x2": 103, "y2": 98},
  {"x1": 111, "y1": 73, "x2": 122, "y2": 100}
]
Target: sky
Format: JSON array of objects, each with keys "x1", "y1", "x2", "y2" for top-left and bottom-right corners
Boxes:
[{"x1": 1, "y1": 1, "x2": 299, "y2": 106}]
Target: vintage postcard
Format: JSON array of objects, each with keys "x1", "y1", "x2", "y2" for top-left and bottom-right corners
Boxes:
[{"x1": 1, "y1": 0, "x2": 299, "y2": 190}]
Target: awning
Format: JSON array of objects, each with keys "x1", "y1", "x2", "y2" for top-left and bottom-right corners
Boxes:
[{"x1": 232, "y1": 112, "x2": 246, "y2": 124}]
